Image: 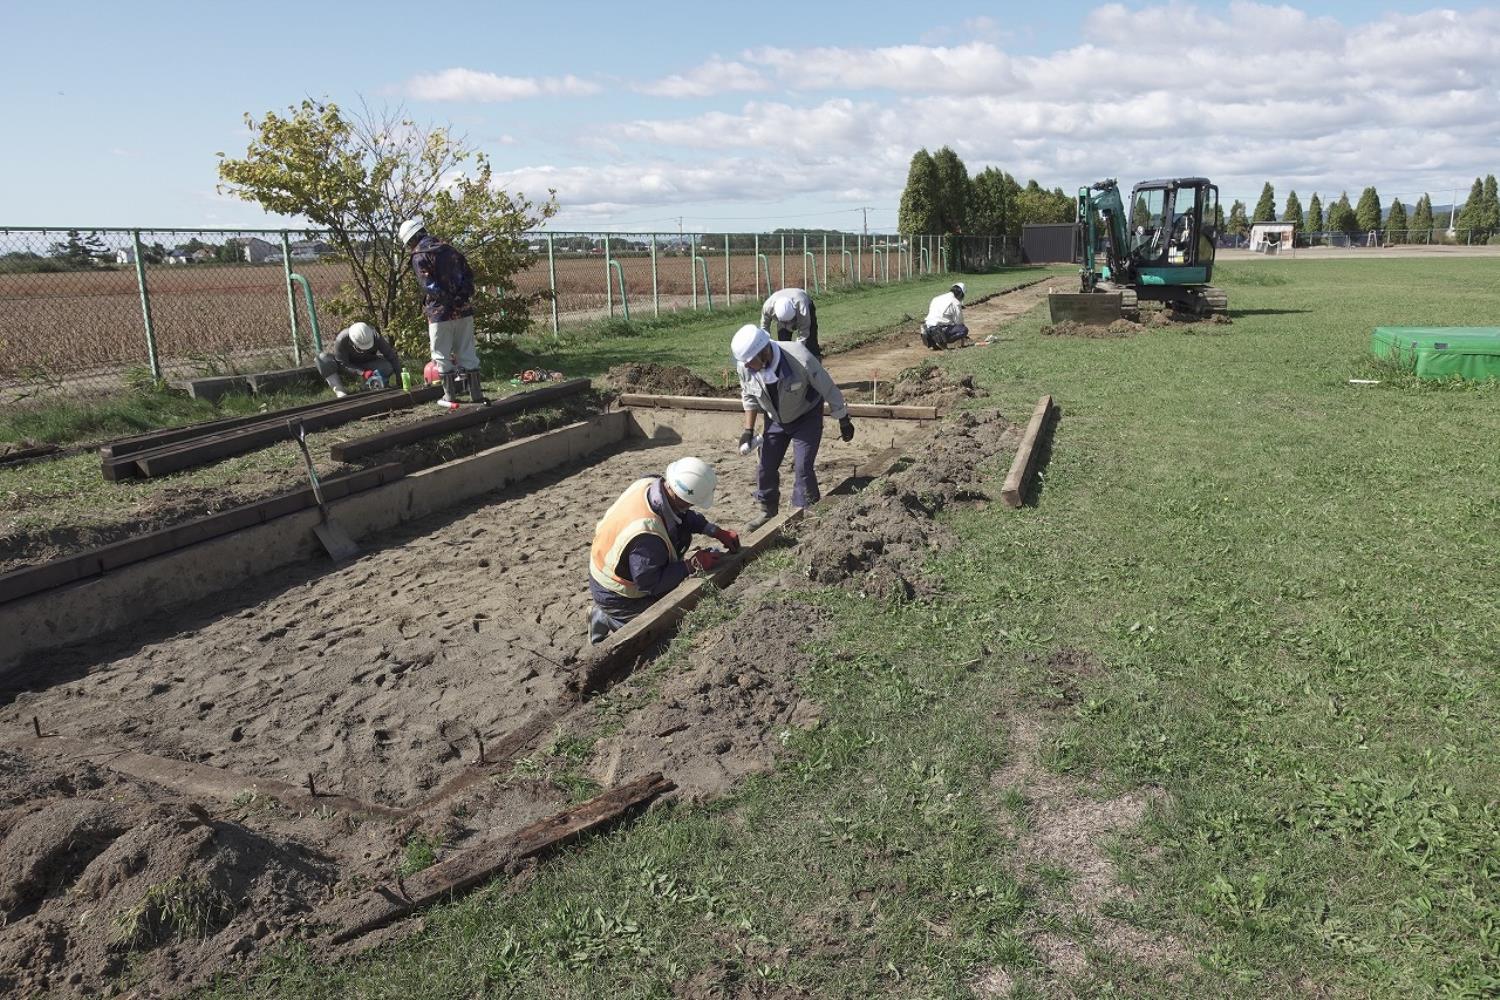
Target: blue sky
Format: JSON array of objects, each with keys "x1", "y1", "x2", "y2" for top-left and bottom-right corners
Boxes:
[{"x1": 3, "y1": 1, "x2": 1497, "y2": 233}]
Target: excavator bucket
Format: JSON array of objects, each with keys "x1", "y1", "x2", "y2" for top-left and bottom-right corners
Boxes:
[{"x1": 1047, "y1": 291, "x2": 1125, "y2": 326}]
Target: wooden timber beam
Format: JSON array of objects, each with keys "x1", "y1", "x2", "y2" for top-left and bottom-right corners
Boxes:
[
  {"x1": 618, "y1": 393, "x2": 936, "y2": 420},
  {"x1": 1000, "y1": 394, "x2": 1057, "y2": 508}
]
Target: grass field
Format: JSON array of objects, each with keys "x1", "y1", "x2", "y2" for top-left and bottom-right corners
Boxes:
[{"x1": 196, "y1": 256, "x2": 1499, "y2": 998}]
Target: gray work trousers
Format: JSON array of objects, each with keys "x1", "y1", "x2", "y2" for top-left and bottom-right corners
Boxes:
[
  {"x1": 429, "y1": 315, "x2": 480, "y2": 373},
  {"x1": 315, "y1": 353, "x2": 395, "y2": 392}
]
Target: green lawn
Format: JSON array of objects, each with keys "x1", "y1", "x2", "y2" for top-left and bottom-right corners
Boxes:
[{"x1": 211, "y1": 257, "x2": 1493, "y2": 997}]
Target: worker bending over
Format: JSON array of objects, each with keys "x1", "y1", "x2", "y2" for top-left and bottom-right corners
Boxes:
[
  {"x1": 316, "y1": 322, "x2": 402, "y2": 397},
  {"x1": 760, "y1": 287, "x2": 822, "y2": 358},
  {"x1": 588, "y1": 457, "x2": 741, "y2": 644},
  {"x1": 732, "y1": 324, "x2": 853, "y2": 531},
  {"x1": 922, "y1": 282, "x2": 969, "y2": 349}
]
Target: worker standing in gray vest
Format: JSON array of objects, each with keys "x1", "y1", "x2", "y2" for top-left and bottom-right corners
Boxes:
[
  {"x1": 315, "y1": 322, "x2": 402, "y2": 397},
  {"x1": 731, "y1": 324, "x2": 853, "y2": 530},
  {"x1": 759, "y1": 287, "x2": 822, "y2": 358}
]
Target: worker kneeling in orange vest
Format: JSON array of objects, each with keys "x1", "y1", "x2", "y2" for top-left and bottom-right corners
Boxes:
[{"x1": 587, "y1": 457, "x2": 741, "y2": 644}]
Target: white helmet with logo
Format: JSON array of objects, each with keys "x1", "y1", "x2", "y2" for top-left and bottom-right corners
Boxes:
[
  {"x1": 773, "y1": 297, "x2": 797, "y2": 324},
  {"x1": 950, "y1": 282, "x2": 966, "y2": 300},
  {"x1": 398, "y1": 218, "x2": 425, "y2": 246},
  {"x1": 347, "y1": 322, "x2": 376, "y2": 351},
  {"x1": 664, "y1": 457, "x2": 716, "y2": 509}
]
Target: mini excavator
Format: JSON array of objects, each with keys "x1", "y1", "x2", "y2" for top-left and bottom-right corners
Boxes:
[{"x1": 1048, "y1": 177, "x2": 1228, "y2": 324}]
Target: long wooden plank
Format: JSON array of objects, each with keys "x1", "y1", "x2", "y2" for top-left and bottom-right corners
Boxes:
[
  {"x1": 0, "y1": 463, "x2": 404, "y2": 606},
  {"x1": 12, "y1": 734, "x2": 404, "y2": 818},
  {"x1": 101, "y1": 394, "x2": 359, "y2": 459},
  {"x1": 129, "y1": 387, "x2": 438, "y2": 478},
  {"x1": 328, "y1": 773, "x2": 674, "y2": 944},
  {"x1": 618, "y1": 393, "x2": 936, "y2": 420},
  {"x1": 329, "y1": 378, "x2": 592, "y2": 463},
  {"x1": 1001, "y1": 395, "x2": 1056, "y2": 508}
]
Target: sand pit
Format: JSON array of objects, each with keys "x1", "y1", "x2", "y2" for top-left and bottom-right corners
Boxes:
[{"x1": 3, "y1": 427, "x2": 901, "y2": 811}]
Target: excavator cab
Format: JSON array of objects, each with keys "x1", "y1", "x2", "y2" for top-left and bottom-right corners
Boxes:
[{"x1": 1050, "y1": 176, "x2": 1227, "y2": 324}]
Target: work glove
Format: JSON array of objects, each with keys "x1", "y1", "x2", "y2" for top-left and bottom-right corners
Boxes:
[
  {"x1": 711, "y1": 527, "x2": 741, "y2": 553},
  {"x1": 738, "y1": 429, "x2": 755, "y2": 456},
  {"x1": 839, "y1": 417, "x2": 855, "y2": 442},
  {"x1": 686, "y1": 548, "x2": 722, "y2": 574}
]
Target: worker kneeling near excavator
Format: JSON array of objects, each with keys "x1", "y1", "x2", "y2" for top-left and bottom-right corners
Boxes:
[
  {"x1": 587, "y1": 457, "x2": 741, "y2": 645},
  {"x1": 921, "y1": 282, "x2": 969, "y2": 349}
]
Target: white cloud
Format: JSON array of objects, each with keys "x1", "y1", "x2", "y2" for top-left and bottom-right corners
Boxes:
[
  {"x1": 494, "y1": 4, "x2": 1500, "y2": 219},
  {"x1": 403, "y1": 68, "x2": 600, "y2": 102},
  {"x1": 636, "y1": 57, "x2": 769, "y2": 98}
]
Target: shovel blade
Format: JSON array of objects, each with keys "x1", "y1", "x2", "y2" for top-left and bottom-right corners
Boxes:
[{"x1": 314, "y1": 520, "x2": 360, "y2": 562}]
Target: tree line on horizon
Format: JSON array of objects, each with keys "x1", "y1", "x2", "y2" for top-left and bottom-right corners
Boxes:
[
  {"x1": 896, "y1": 147, "x2": 1073, "y2": 244},
  {"x1": 1219, "y1": 176, "x2": 1498, "y2": 244}
]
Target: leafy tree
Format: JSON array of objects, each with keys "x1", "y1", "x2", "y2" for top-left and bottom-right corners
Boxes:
[
  {"x1": 218, "y1": 99, "x2": 556, "y2": 347},
  {"x1": 1327, "y1": 191, "x2": 1359, "y2": 236},
  {"x1": 968, "y1": 167, "x2": 1012, "y2": 237},
  {"x1": 1227, "y1": 200, "x2": 1249, "y2": 237},
  {"x1": 1386, "y1": 197, "x2": 1408, "y2": 242},
  {"x1": 1013, "y1": 181, "x2": 1073, "y2": 228},
  {"x1": 1306, "y1": 193, "x2": 1323, "y2": 233},
  {"x1": 1213, "y1": 201, "x2": 1225, "y2": 232},
  {"x1": 1410, "y1": 194, "x2": 1434, "y2": 239},
  {"x1": 897, "y1": 149, "x2": 941, "y2": 236},
  {"x1": 1282, "y1": 190, "x2": 1304, "y2": 226},
  {"x1": 47, "y1": 230, "x2": 107, "y2": 268},
  {"x1": 1355, "y1": 186, "x2": 1383, "y2": 233},
  {"x1": 1252, "y1": 183, "x2": 1276, "y2": 223}
]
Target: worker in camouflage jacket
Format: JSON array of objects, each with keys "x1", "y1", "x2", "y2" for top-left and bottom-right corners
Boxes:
[{"x1": 399, "y1": 218, "x2": 485, "y2": 404}]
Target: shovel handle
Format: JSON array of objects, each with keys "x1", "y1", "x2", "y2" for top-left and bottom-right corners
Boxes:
[{"x1": 289, "y1": 420, "x2": 330, "y2": 518}]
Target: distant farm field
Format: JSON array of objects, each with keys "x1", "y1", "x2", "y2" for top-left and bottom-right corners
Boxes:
[{"x1": 0, "y1": 249, "x2": 925, "y2": 392}]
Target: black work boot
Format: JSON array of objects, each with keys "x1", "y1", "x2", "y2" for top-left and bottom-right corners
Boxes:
[
  {"x1": 440, "y1": 371, "x2": 461, "y2": 403},
  {"x1": 746, "y1": 500, "x2": 778, "y2": 532},
  {"x1": 465, "y1": 371, "x2": 487, "y2": 403}
]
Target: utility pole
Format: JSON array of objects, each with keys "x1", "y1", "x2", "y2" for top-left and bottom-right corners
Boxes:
[{"x1": 861, "y1": 207, "x2": 869, "y2": 237}]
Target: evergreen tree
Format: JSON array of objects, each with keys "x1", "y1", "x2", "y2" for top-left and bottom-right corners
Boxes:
[
  {"x1": 1327, "y1": 192, "x2": 1359, "y2": 236},
  {"x1": 1456, "y1": 177, "x2": 1485, "y2": 236},
  {"x1": 969, "y1": 167, "x2": 1013, "y2": 236},
  {"x1": 1355, "y1": 186, "x2": 1383, "y2": 233},
  {"x1": 1410, "y1": 194, "x2": 1434, "y2": 241},
  {"x1": 930, "y1": 146, "x2": 971, "y2": 234},
  {"x1": 897, "y1": 149, "x2": 941, "y2": 236},
  {"x1": 1227, "y1": 200, "x2": 1249, "y2": 237},
  {"x1": 1307, "y1": 193, "x2": 1323, "y2": 232},
  {"x1": 1252, "y1": 182, "x2": 1276, "y2": 223},
  {"x1": 1213, "y1": 202, "x2": 1225, "y2": 232},
  {"x1": 47, "y1": 230, "x2": 107, "y2": 268},
  {"x1": 1386, "y1": 197, "x2": 1408, "y2": 243},
  {"x1": 1482, "y1": 174, "x2": 1499, "y2": 238},
  {"x1": 1282, "y1": 190, "x2": 1304, "y2": 226}
]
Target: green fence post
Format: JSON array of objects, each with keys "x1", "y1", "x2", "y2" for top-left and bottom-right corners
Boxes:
[
  {"x1": 604, "y1": 235, "x2": 614, "y2": 317},
  {"x1": 779, "y1": 234, "x2": 786, "y2": 289},
  {"x1": 692, "y1": 255, "x2": 713, "y2": 311},
  {"x1": 547, "y1": 233, "x2": 559, "y2": 336},
  {"x1": 822, "y1": 233, "x2": 828, "y2": 290},
  {"x1": 608, "y1": 259, "x2": 629, "y2": 322},
  {"x1": 724, "y1": 233, "x2": 731, "y2": 308},
  {"x1": 280, "y1": 231, "x2": 300, "y2": 360},
  {"x1": 691, "y1": 244, "x2": 699, "y2": 312},
  {"x1": 288, "y1": 272, "x2": 323, "y2": 353},
  {"x1": 130, "y1": 231, "x2": 161, "y2": 380},
  {"x1": 650, "y1": 234, "x2": 660, "y2": 318},
  {"x1": 857, "y1": 234, "x2": 863, "y2": 284},
  {"x1": 753, "y1": 234, "x2": 761, "y2": 299},
  {"x1": 841, "y1": 235, "x2": 851, "y2": 285}
]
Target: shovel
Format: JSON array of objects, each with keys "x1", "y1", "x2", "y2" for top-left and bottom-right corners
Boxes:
[{"x1": 289, "y1": 420, "x2": 360, "y2": 562}]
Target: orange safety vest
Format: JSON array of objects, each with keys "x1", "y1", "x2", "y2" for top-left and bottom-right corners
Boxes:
[{"x1": 589, "y1": 478, "x2": 681, "y2": 600}]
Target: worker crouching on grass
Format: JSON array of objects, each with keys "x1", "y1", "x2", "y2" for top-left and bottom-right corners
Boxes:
[
  {"x1": 399, "y1": 218, "x2": 486, "y2": 406},
  {"x1": 587, "y1": 457, "x2": 742, "y2": 645},
  {"x1": 922, "y1": 281, "x2": 969, "y2": 349},
  {"x1": 316, "y1": 322, "x2": 402, "y2": 398},
  {"x1": 732, "y1": 324, "x2": 853, "y2": 531}
]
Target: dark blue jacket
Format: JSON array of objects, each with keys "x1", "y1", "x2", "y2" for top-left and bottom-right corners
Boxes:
[
  {"x1": 409, "y1": 234, "x2": 475, "y2": 322},
  {"x1": 588, "y1": 478, "x2": 715, "y2": 620}
]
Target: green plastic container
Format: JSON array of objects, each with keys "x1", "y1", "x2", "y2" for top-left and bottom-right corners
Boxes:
[{"x1": 1371, "y1": 327, "x2": 1500, "y2": 381}]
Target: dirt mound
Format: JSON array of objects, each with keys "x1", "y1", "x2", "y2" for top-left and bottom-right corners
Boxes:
[
  {"x1": 800, "y1": 409, "x2": 1017, "y2": 599},
  {"x1": 1041, "y1": 319, "x2": 1139, "y2": 338},
  {"x1": 587, "y1": 598, "x2": 829, "y2": 801},
  {"x1": 0, "y1": 749, "x2": 336, "y2": 997},
  {"x1": 883, "y1": 362, "x2": 990, "y2": 408},
  {"x1": 600, "y1": 362, "x2": 731, "y2": 398}
]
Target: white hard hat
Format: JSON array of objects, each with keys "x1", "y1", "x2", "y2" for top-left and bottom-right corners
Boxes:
[
  {"x1": 773, "y1": 297, "x2": 797, "y2": 324},
  {"x1": 731, "y1": 324, "x2": 771, "y2": 364},
  {"x1": 664, "y1": 457, "x2": 716, "y2": 509},
  {"x1": 951, "y1": 282, "x2": 966, "y2": 299},
  {"x1": 398, "y1": 218, "x2": 425, "y2": 245},
  {"x1": 347, "y1": 322, "x2": 376, "y2": 351}
]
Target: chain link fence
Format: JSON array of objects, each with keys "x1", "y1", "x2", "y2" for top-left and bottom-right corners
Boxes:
[{"x1": 0, "y1": 227, "x2": 1014, "y2": 407}]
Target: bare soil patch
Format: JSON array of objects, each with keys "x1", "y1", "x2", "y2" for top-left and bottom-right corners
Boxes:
[
  {"x1": 882, "y1": 361, "x2": 990, "y2": 408},
  {"x1": 801, "y1": 409, "x2": 1017, "y2": 599},
  {"x1": 598, "y1": 362, "x2": 733, "y2": 398}
]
